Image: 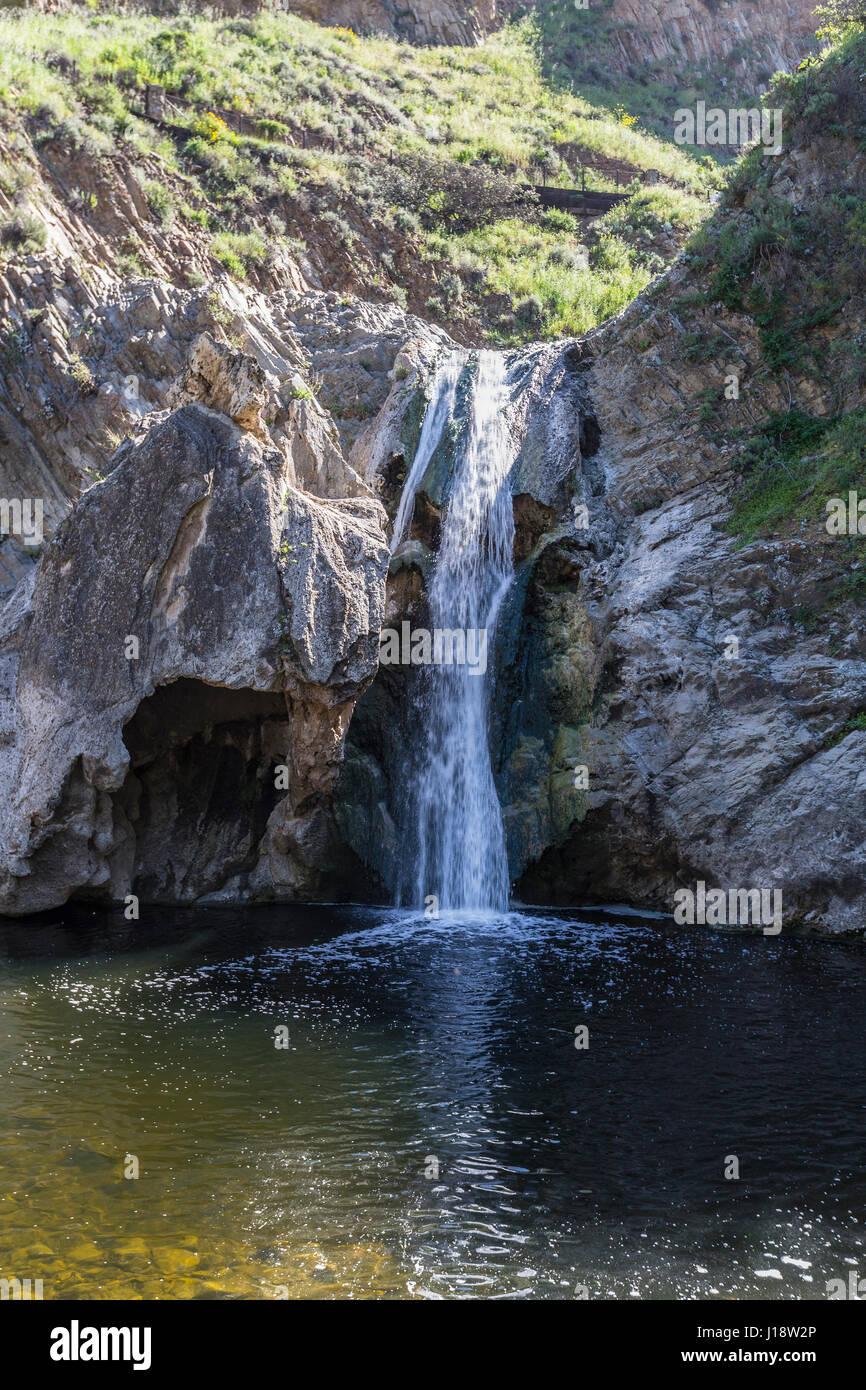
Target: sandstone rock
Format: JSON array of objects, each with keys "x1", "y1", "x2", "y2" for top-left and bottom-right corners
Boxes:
[
  {"x1": 0, "y1": 399, "x2": 389, "y2": 913},
  {"x1": 283, "y1": 392, "x2": 371, "y2": 500},
  {"x1": 167, "y1": 332, "x2": 270, "y2": 441}
]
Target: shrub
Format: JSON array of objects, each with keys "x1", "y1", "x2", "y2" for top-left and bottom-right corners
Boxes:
[
  {"x1": 0, "y1": 212, "x2": 46, "y2": 257},
  {"x1": 211, "y1": 229, "x2": 267, "y2": 277},
  {"x1": 515, "y1": 292, "x2": 544, "y2": 327},
  {"x1": 141, "y1": 178, "x2": 175, "y2": 228},
  {"x1": 193, "y1": 111, "x2": 232, "y2": 144},
  {"x1": 438, "y1": 270, "x2": 463, "y2": 306},
  {"x1": 378, "y1": 152, "x2": 537, "y2": 234},
  {"x1": 67, "y1": 355, "x2": 96, "y2": 395},
  {"x1": 728, "y1": 407, "x2": 866, "y2": 541}
]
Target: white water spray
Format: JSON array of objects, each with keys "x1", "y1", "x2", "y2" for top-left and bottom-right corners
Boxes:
[
  {"x1": 395, "y1": 351, "x2": 515, "y2": 912},
  {"x1": 390, "y1": 351, "x2": 464, "y2": 556}
]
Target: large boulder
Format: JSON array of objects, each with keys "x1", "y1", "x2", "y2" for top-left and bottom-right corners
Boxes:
[{"x1": 0, "y1": 394, "x2": 389, "y2": 914}]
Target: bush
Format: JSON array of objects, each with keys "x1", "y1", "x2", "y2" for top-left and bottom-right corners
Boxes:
[
  {"x1": 141, "y1": 178, "x2": 175, "y2": 228},
  {"x1": 211, "y1": 229, "x2": 267, "y2": 277},
  {"x1": 378, "y1": 152, "x2": 538, "y2": 234},
  {"x1": 193, "y1": 111, "x2": 233, "y2": 145},
  {"x1": 438, "y1": 270, "x2": 463, "y2": 306},
  {"x1": 728, "y1": 407, "x2": 866, "y2": 541},
  {"x1": 0, "y1": 212, "x2": 46, "y2": 257},
  {"x1": 515, "y1": 292, "x2": 544, "y2": 327},
  {"x1": 67, "y1": 355, "x2": 96, "y2": 396}
]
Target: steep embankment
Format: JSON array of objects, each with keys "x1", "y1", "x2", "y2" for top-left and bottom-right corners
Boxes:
[
  {"x1": 0, "y1": 5, "x2": 714, "y2": 350},
  {"x1": 504, "y1": 32, "x2": 866, "y2": 930},
  {"x1": 524, "y1": 0, "x2": 819, "y2": 140}
]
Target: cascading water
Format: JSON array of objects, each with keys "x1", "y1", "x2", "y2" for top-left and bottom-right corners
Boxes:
[
  {"x1": 390, "y1": 350, "x2": 464, "y2": 554},
  {"x1": 393, "y1": 350, "x2": 515, "y2": 913}
]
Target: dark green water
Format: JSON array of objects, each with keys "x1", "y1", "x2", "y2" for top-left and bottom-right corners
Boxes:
[{"x1": 1, "y1": 904, "x2": 865, "y2": 1299}]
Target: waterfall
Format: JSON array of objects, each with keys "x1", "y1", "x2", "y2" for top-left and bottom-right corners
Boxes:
[
  {"x1": 394, "y1": 350, "x2": 515, "y2": 913},
  {"x1": 391, "y1": 351, "x2": 464, "y2": 555}
]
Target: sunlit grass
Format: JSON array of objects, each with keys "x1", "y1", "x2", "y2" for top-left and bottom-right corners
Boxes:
[
  {"x1": 0, "y1": 9, "x2": 713, "y2": 190},
  {"x1": 0, "y1": 5, "x2": 718, "y2": 341},
  {"x1": 430, "y1": 216, "x2": 650, "y2": 341}
]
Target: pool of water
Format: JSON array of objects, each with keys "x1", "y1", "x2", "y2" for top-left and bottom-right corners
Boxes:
[{"x1": 1, "y1": 904, "x2": 865, "y2": 1300}]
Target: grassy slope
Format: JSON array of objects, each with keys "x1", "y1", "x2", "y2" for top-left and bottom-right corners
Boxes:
[
  {"x1": 603, "y1": 23, "x2": 866, "y2": 626},
  {"x1": 685, "y1": 30, "x2": 866, "y2": 549},
  {"x1": 0, "y1": 6, "x2": 716, "y2": 343},
  {"x1": 525, "y1": 0, "x2": 808, "y2": 150}
]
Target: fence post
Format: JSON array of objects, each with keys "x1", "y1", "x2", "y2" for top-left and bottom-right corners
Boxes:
[{"x1": 145, "y1": 84, "x2": 165, "y2": 122}]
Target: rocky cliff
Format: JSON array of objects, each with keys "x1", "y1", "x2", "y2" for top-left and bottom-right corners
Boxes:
[
  {"x1": 21, "y1": 0, "x2": 819, "y2": 81},
  {"x1": 23, "y1": 0, "x2": 496, "y2": 45},
  {"x1": 1, "y1": 8, "x2": 863, "y2": 931},
  {"x1": 553, "y1": 0, "x2": 817, "y2": 83},
  {"x1": 0, "y1": 329, "x2": 395, "y2": 912},
  {"x1": 334, "y1": 32, "x2": 866, "y2": 934}
]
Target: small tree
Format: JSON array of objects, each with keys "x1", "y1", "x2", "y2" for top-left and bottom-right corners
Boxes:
[{"x1": 814, "y1": 0, "x2": 866, "y2": 41}]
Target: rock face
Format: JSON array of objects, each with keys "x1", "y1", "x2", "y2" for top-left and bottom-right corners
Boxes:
[
  {"x1": 286, "y1": 0, "x2": 496, "y2": 44},
  {"x1": 502, "y1": 113, "x2": 866, "y2": 935},
  {"x1": 582, "y1": 0, "x2": 816, "y2": 83},
  {"x1": 28, "y1": 0, "x2": 817, "y2": 68},
  {"x1": 290, "y1": 0, "x2": 819, "y2": 83},
  {"x1": 0, "y1": 260, "x2": 445, "y2": 575},
  {"x1": 0, "y1": 349, "x2": 390, "y2": 913},
  {"x1": 27, "y1": 0, "x2": 496, "y2": 45},
  {"x1": 331, "y1": 96, "x2": 866, "y2": 935}
]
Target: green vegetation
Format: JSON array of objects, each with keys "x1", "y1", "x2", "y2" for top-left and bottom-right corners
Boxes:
[
  {"x1": 287, "y1": 379, "x2": 315, "y2": 401},
  {"x1": 429, "y1": 214, "x2": 647, "y2": 341},
  {"x1": 210, "y1": 228, "x2": 267, "y2": 278},
  {"x1": 728, "y1": 408, "x2": 866, "y2": 542},
  {"x1": 425, "y1": 182, "x2": 708, "y2": 340},
  {"x1": 0, "y1": 209, "x2": 46, "y2": 259},
  {"x1": 0, "y1": 5, "x2": 715, "y2": 341},
  {"x1": 67, "y1": 352, "x2": 96, "y2": 395},
  {"x1": 646, "y1": 27, "x2": 866, "y2": 554},
  {"x1": 683, "y1": 181, "x2": 865, "y2": 377},
  {"x1": 833, "y1": 710, "x2": 866, "y2": 741},
  {"x1": 526, "y1": 0, "x2": 781, "y2": 149},
  {"x1": 140, "y1": 175, "x2": 174, "y2": 227}
]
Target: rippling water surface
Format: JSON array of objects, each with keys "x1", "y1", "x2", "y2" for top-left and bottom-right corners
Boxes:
[{"x1": 1, "y1": 904, "x2": 865, "y2": 1300}]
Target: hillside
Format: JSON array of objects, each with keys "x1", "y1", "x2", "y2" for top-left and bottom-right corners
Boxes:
[
  {"x1": 0, "y1": 4, "x2": 715, "y2": 349},
  {"x1": 1, "y1": 4, "x2": 864, "y2": 931},
  {"x1": 525, "y1": 0, "x2": 819, "y2": 143}
]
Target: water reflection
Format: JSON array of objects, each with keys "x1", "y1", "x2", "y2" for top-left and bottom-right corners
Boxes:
[{"x1": 0, "y1": 905, "x2": 865, "y2": 1299}]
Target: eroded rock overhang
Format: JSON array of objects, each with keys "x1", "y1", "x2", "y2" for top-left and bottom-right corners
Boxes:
[{"x1": 0, "y1": 371, "x2": 391, "y2": 913}]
